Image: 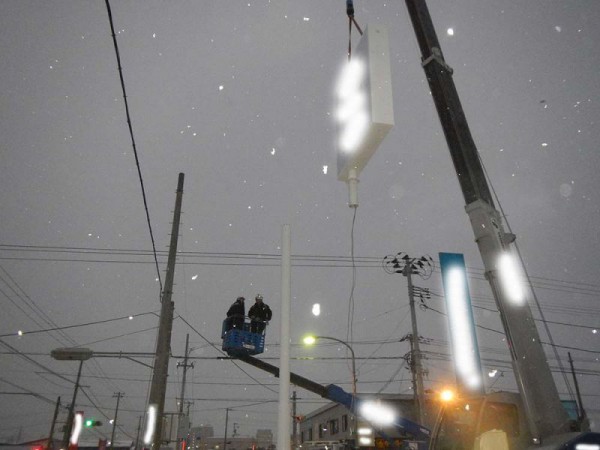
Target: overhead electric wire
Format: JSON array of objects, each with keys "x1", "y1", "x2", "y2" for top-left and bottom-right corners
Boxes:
[
  {"x1": 0, "y1": 266, "x2": 135, "y2": 431},
  {"x1": 3, "y1": 244, "x2": 600, "y2": 298},
  {"x1": 103, "y1": 0, "x2": 163, "y2": 295},
  {"x1": 0, "y1": 375, "x2": 67, "y2": 409},
  {"x1": 427, "y1": 288, "x2": 599, "y2": 331},
  {"x1": 0, "y1": 310, "x2": 160, "y2": 338},
  {"x1": 0, "y1": 264, "x2": 75, "y2": 347}
]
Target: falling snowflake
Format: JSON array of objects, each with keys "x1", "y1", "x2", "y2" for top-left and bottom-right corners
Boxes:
[
  {"x1": 192, "y1": 275, "x2": 198, "y2": 280},
  {"x1": 322, "y1": 165, "x2": 328, "y2": 174},
  {"x1": 447, "y1": 28, "x2": 454, "y2": 36},
  {"x1": 219, "y1": 85, "x2": 224, "y2": 91}
]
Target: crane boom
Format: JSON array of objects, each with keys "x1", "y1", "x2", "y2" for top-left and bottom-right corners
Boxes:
[
  {"x1": 234, "y1": 354, "x2": 431, "y2": 445},
  {"x1": 404, "y1": 0, "x2": 571, "y2": 441}
]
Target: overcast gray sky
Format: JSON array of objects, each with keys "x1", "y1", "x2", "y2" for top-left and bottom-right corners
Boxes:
[{"x1": 1, "y1": 0, "x2": 599, "y2": 444}]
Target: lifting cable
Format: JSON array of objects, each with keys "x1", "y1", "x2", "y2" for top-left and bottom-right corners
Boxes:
[{"x1": 346, "y1": 0, "x2": 363, "y2": 60}]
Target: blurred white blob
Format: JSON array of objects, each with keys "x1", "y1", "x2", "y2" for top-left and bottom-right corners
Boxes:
[{"x1": 312, "y1": 303, "x2": 321, "y2": 316}]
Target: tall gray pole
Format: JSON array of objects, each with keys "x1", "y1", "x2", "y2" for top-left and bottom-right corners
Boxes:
[
  {"x1": 147, "y1": 173, "x2": 185, "y2": 450},
  {"x1": 405, "y1": 264, "x2": 425, "y2": 425},
  {"x1": 110, "y1": 392, "x2": 124, "y2": 450},
  {"x1": 62, "y1": 360, "x2": 84, "y2": 450},
  {"x1": 48, "y1": 396, "x2": 61, "y2": 450},
  {"x1": 277, "y1": 225, "x2": 291, "y2": 450}
]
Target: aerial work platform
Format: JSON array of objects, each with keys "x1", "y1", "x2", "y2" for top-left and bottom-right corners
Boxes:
[{"x1": 221, "y1": 318, "x2": 266, "y2": 356}]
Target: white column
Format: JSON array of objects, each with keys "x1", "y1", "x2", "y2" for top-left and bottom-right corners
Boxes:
[{"x1": 277, "y1": 224, "x2": 291, "y2": 450}]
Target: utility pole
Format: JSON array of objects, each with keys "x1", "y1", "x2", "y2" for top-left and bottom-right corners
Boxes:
[
  {"x1": 61, "y1": 360, "x2": 84, "y2": 450},
  {"x1": 110, "y1": 392, "x2": 124, "y2": 450},
  {"x1": 177, "y1": 334, "x2": 194, "y2": 448},
  {"x1": 568, "y1": 352, "x2": 587, "y2": 425},
  {"x1": 291, "y1": 391, "x2": 297, "y2": 450},
  {"x1": 148, "y1": 172, "x2": 185, "y2": 450},
  {"x1": 47, "y1": 396, "x2": 61, "y2": 450},
  {"x1": 134, "y1": 416, "x2": 142, "y2": 450},
  {"x1": 406, "y1": 262, "x2": 425, "y2": 419},
  {"x1": 383, "y1": 253, "x2": 433, "y2": 426},
  {"x1": 223, "y1": 408, "x2": 230, "y2": 450}
]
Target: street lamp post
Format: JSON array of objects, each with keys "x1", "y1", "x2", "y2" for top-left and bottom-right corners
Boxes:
[
  {"x1": 303, "y1": 335, "x2": 357, "y2": 446},
  {"x1": 51, "y1": 348, "x2": 93, "y2": 450}
]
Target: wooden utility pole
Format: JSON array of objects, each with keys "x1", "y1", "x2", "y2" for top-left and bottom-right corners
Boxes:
[{"x1": 147, "y1": 173, "x2": 185, "y2": 449}]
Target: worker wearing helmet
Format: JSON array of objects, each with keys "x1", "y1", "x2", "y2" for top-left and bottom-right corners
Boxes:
[
  {"x1": 226, "y1": 296, "x2": 246, "y2": 331},
  {"x1": 248, "y1": 294, "x2": 272, "y2": 333}
]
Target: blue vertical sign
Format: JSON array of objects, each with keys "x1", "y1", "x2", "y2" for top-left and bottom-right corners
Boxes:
[{"x1": 439, "y1": 252, "x2": 484, "y2": 395}]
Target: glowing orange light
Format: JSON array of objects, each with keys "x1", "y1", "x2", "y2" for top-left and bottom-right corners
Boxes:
[{"x1": 440, "y1": 389, "x2": 455, "y2": 403}]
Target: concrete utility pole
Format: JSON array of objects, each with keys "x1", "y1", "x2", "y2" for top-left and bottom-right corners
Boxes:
[
  {"x1": 47, "y1": 396, "x2": 61, "y2": 450},
  {"x1": 134, "y1": 416, "x2": 142, "y2": 450},
  {"x1": 110, "y1": 392, "x2": 124, "y2": 450},
  {"x1": 177, "y1": 334, "x2": 194, "y2": 448},
  {"x1": 291, "y1": 391, "x2": 297, "y2": 450},
  {"x1": 568, "y1": 352, "x2": 587, "y2": 425},
  {"x1": 61, "y1": 360, "x2": 84, "y2": 450},
  {"x1": 405, "y1": 263, "x2": 425, "y2": 423},
  {"x1": 383, "y1": 253, "x2": 433, "y2": 426},
  {"x1": 223, "y1": 408, "x2": 230, "y2": 450},
  {"x1": 147, "y1": 172, "x2": 185, "y2": 450}
]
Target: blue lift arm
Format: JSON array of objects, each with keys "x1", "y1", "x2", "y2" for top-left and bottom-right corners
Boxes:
[{"x1": 235, "y1": 354, "x2": 431, "y2": 444}]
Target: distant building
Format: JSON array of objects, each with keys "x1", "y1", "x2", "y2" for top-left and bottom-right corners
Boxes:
[
  {"x1": 190, "y1": 425, "x2": 215, "y2": 442},
  {"x1": 255, "y1": 430, "x2": 273, "y2": 449},
  {"x1": 298, "y1": 394, "x2": 421, "y2": 450}
]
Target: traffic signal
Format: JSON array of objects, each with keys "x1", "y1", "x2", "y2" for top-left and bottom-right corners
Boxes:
[{"x1": 84, "y1": 418, "x2": 103, "y2": 427}]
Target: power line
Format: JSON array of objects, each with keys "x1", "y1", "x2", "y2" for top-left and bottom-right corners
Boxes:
[
  {"x1": 0, "y1": 310, "x2": 159, "y2": 338},
  {"x1": 2, "y1": 244, "x2": 600, "y2": 299},
  {"x1": 103, "y1": 0, "x2": 163, "y2": 295}
]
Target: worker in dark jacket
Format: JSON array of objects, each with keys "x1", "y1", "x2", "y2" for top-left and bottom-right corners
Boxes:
[
  {"x1": 248, "y1": 294, "x2": 272, "y2": 333},
  {"x1": 226, "y1": 296, "x2": 245, "y2": 331}
]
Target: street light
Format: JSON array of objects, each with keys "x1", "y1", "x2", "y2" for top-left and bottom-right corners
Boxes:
[
  {"x1": 51, "y1": 348, "x2": 92, "y2": 450},
  {"x1": 302, "y1": 335, "x2": 357, "y2": 399},
  {"x1": 303, "y1": 334, "x2": 359, "y2": 447}
]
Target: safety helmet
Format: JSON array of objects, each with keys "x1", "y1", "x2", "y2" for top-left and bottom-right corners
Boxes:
[{"x1": 255, "y1": 294, "x2": 263, "y2": 301}]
